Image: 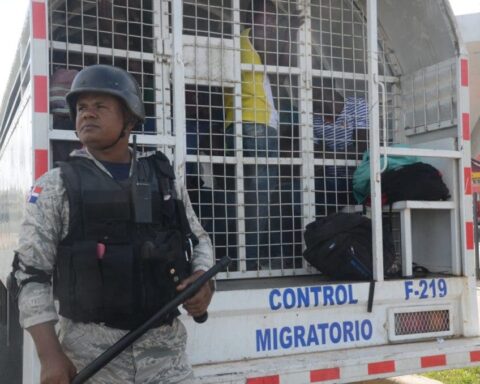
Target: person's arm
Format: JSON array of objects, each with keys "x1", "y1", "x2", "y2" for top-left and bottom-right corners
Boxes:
[
  {"x1": 14, "y1": 169, "x2": 74, "y2": 381},
  {"x1": 175, "y1": 182, "x2": 214, "y2": 317},
  {"x1": 177, "y1": 182, "x2": 213, "y2": 273},
  {"x1": 27, "y1": 322, "x2": 77, "y2": 384},
  {"x1": 15, "y1": 168, "x2": 67, "y2": 328}
]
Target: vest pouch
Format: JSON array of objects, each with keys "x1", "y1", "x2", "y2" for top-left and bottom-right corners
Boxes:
[
  {"x1": 83, "y1": 190, "x2": 131, "y2": 241},
  {"x1": 101, "y1": 244, "x2": 135, "y2": 322},
  {"x1": 85, "y1": 221, "x2": 130, "y2": 244},
  {"x1": 56, "y1": 241, "x2": 103, "y2": 322},
  {"x1": 55, "y1": 245, "x2": 74, "y2": 317},
  {"x1": 140, "y1": 229, "x2": 189, "y2": 316},
  {"x1": 152, "y1": 195, "x2": 177, "y2": 227}
]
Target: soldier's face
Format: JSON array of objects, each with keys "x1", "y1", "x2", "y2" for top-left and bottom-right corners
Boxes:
[{"x1": 75, "y1": 92, "x2": 127, "y2": 149}]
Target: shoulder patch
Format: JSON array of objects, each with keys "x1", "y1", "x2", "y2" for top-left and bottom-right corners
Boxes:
[{"x1": 27, "y1": 186, "x2": 43, "y2": 204}]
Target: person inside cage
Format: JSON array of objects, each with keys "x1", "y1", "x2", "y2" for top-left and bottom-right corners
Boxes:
[
  {"x1": 224, "y1": 0, "x2": 304, "y2": 270},
  {"x1": 312, "y1": 77, "x2": 369, "y2": 215}
]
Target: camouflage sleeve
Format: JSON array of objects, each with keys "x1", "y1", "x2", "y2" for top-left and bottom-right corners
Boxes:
[
  {"x1": 176, "y1": 182, "x2": 214, "y2": 272},
  {"x1": 15, "y1": 168, "x2": 69, "y2": 329}
]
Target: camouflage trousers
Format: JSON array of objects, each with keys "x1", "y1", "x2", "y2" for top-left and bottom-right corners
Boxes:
[{"x1": 58, "y1": 317, "x2": 197, "y2": 384}]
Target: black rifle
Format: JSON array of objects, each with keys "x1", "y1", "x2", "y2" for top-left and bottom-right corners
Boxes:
[{"x1": 71, "y1": 256, "x2": 231, "y2": 384}]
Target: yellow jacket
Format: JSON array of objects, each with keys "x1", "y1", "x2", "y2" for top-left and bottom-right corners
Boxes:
[{"x1": 225, "y1": 28, "x2": 278, "y2": 128}]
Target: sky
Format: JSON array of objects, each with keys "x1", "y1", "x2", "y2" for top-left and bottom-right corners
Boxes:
[
  {"x1": 0, "y1": 0, "x2": 29, "y2": 103},
  {"x1": 0, "y1": 0, "x2": 479, "y2": 104}
]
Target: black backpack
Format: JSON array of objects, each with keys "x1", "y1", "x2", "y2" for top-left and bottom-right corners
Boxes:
[
  {"x1": 303, "y1": 213, "x2": 396, "y2": 280},
  {"x1": 381, "y1": 162, "x2": 450, "y2": 204}
]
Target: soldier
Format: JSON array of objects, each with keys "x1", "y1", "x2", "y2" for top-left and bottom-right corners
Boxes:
[{"x1": 10, "y1": 64, "x2": 214, "y2": 384}]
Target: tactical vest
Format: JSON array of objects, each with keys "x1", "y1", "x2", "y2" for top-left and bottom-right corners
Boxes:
[{"x1": 54, "y1": 153, "x2": 197, "y2": 330}]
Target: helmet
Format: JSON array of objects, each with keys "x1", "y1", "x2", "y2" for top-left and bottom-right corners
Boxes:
[{"x1": 66, "y1": 64, "x2": 145, "y2": 122}]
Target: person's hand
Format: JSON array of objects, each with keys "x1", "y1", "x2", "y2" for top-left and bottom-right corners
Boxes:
[
  {"x1": 27, "y1": 322, "x2": 77, "y2": 384},
  {"x1": 39, "y1": 350, "x2": 77, "y2": 384},
  {"x1": 176, "y1": 270, "x2": 214, "y2": 318}
]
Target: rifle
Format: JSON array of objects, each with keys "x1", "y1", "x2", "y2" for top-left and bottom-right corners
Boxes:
[{"x1": 71, "y1": 256, "x2": 231, "y2": 384}]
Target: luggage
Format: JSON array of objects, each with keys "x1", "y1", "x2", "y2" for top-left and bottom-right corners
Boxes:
[
  {"x1": 380, "y1": 162, "x2": 450, "y2": 204},
  {"x1": 353, "y1": 149, "x2": 419, "y2": 204},
  {"x1": 303, "y1": 213, "x2": 397, "y2": 280}
]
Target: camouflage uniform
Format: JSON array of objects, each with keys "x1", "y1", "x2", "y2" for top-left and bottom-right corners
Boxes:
[{"x1": 15, "y1": 148, "x2": 213, "y2": 383}]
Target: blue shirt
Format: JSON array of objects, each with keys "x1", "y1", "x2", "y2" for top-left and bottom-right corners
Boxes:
[
  {"x1": 313, "y1": 97, "x2": 368, "y2": 151},
  {"x1": 313, "y1": 97, "x2": 368, "y2": 178},
  {"x1": 100, "y1": 160, "x2": 131, "y2": 181}
]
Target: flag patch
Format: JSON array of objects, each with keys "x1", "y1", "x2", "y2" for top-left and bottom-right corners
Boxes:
[{"x1": 28, "y1": 186, "x2": 43, "y2": 203}]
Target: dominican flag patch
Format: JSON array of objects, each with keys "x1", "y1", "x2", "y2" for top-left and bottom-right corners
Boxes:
[{"x1": 28, "y1": 186, "x2": 43, "y2": 203}]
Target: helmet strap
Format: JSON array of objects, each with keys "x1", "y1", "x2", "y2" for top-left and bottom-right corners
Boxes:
[{"x1": 98, "y1": 121, "x2": 130, "y2": 151}]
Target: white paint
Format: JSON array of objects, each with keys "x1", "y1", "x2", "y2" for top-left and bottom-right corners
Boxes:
[{"x1": 456, "y1": 13, "x2": 480, "y2": 42}]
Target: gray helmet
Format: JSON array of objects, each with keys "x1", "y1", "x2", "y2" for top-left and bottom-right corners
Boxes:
[{"x1": 66, "y1": 64, "x2": 145, "y2": 122}]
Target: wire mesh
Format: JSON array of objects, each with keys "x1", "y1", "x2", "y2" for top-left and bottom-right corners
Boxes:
[
  {"x1": 49, "y1": 0, "x2": 154, "y2": 52},
  {"x1": 48, "y1": 0, "x2": 160, "y2": 135},
  {"x1": 176, "y1": 0, "x2": 400, "y2": 277},
  {"x1": 394, "y1": 310, "x2": 450, "y2": 336},
  {"x1": 43, "y1": 0, "x2": 459, "y2": 278}
]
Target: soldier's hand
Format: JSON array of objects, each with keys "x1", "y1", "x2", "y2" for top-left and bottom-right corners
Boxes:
[
  {"x1": 27, "y1": 322, "x2": 77, "y2": 384},
  {"x1": 39, "y1": 350, "x2": 77, "y2": 384},
  {"x1": 177, "y1": 270, "x2": 213, "y2": 318}
]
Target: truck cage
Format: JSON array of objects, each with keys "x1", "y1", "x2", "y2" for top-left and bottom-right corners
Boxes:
[{"x1": 0, "y1": 1, "x2": 479, "y2": 383}]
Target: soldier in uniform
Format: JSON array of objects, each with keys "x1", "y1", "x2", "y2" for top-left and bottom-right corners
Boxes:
[{"x1": 10, "y1": 65, "x2": 214, "y2": 384}]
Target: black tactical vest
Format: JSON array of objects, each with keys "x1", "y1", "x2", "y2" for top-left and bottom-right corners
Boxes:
[{"x1": 54, "y1": 153, "x2": 197, "y2": 330}]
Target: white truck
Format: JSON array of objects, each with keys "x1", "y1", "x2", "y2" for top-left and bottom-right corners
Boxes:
[{"x1": 1, "y1": 0, "x2": 480, "y2": 383}]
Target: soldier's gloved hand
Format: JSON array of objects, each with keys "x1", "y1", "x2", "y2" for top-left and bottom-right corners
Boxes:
[
  {"x1": 177, "y1": 270, "x2": 213, "y2": 318},
  {"x1": 39, "y1": 349, "x2": 77, "y2": 384}
]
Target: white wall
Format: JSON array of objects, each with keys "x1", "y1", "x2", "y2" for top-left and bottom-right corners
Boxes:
[{"x1": 456, "y1": 13, "x2": 480, "y2": 43}]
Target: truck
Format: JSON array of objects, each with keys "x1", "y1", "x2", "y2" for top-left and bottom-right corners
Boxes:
[{"x1": 1, "y1": 0, "x2": 479, "y2": 383}]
